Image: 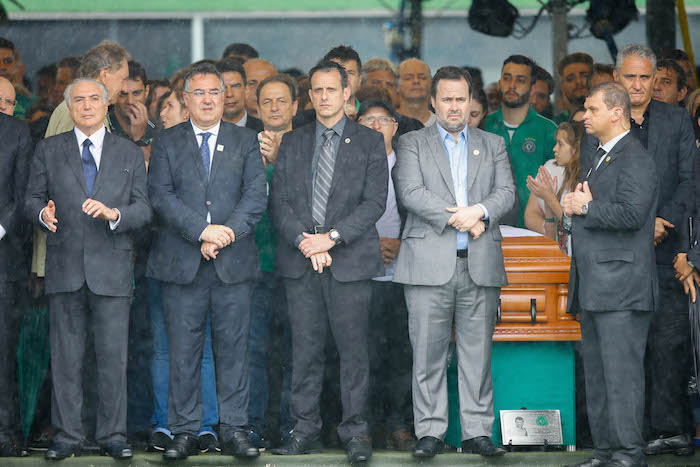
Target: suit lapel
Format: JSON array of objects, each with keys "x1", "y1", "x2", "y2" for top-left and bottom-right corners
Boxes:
[
  {"x1": 590, "y1": 134, "x2": 629, "y2": 180},
  {"x1": 91, "y1": 132, "x2": 116, "y2": 197},
  {"x1": 208, "y1": 124, "x2": 229, "y2": 188},
  {"x1": 61, "y1": 132, "x2": 88, "y2": 196},
  {"x1": 328, "y1": 120, "x2": 358, "y2": 199},
  {"x1": 426, "y1": 124, "x2": 456, "y2": 201},
  {"x1": 467, "y1": 126, "x2": 483, "y2": 190}
]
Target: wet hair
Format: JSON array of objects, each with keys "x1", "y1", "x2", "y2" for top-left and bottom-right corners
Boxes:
[
  {"x1": 257, "y1": 73, "x2": 297, "y2": 104},
  {"x1": 555, "y1": 122, "x2": 582, "y2": 197},
  {"x1": 656, "y1": 58, "x2": 688, "y2": 92},
  {"x1": 183, "y1": 63, "x2": 224, "y2": 93},
  {"x1": 308, "y1": 60, "x2": 348, "y2": 90},
  {"x1": 533, "y1": 65, "x2": 554, "y2": 95},
  {"x1": 323, "y1": 45, "x2": 362, "y2": 72},
  {"x1": 431, "y1": 66, "x2": 473, "y2": 99},
  {"x1": 215, "y1": 58, "x2": 247, "y2": 85},
  {"x1": 127, "y1": 60, "x2": 147, "y2": 85},
  {"x1": 79, "y1": 40, "x2": 130, "y2": 80},
  {"x1": 588, "y1": 81, "x2": 631, "y2": 123},
  {"x1": 557, "y1": 52, "x2": 593, "y2": 78},
  {"x1": 222, "y1": 43, "x2": 259, "y2": 60},
  {"x1": 502, "y1": 55, "x2": 536, "y2": 85},
  {"x1": 616, "y1": 44, "x2": 656, "y2": 74},
  {"x1": 0, "y1": 37, "x2": 15, "y2": 54}
]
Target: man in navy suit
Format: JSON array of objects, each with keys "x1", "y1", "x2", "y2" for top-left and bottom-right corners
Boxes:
[
  {"x1": 147, "y1": 63, "x2": 267, "y2": 461},
  {"x1": 25, "y1": 79, "x2": 152, "y2": 460}
]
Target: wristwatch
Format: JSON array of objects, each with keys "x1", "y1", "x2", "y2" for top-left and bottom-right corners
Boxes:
[
  {"x1": 581, "y1": 202, "x2": 589, "y2": 215},
  {"x1": 329, "y1": 229, "x2": 342, "y2": 245}
]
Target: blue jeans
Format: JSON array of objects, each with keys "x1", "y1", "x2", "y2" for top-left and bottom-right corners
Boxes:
[
  {"x1": 149, "y1": 278, "x2": 219, "y2": 436},
  {"x1": 248, "y1": 274, "x2": 293, "y2": 437}
]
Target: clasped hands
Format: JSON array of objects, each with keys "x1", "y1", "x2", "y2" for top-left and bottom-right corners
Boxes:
[
  {"x1": 563, "y1": 182, "x2": 593, "y2": 216},
  {"x1": 299, "y1": 232, "x2": 336, "y2": 273},
  {"x1": 201, "y1": 224, "x2": 236, "y2": 261},
  {"x1": 445, "y1": 205, "x2": 486, "y2": 239},
  {"x1": 42, "y1": 198, "x2": 119, "y2": 233},
  {"x1": 674, "y1": 253, "x2": 700, "y2": 303}
]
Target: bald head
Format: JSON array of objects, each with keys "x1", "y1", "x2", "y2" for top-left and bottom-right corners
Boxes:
[
  {"x1": 398, "y1": 58, "x2": 431, "y2": 103},
  {"x1": 243, "y1": 58, "x2": 277, "y2": 118},
  {"x1": 0, "y1": 76, "x2": 16, "y2": 116}
]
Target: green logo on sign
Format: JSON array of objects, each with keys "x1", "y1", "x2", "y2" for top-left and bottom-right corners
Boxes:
[{"x1": 536, "y1": 416, "x2": 549, "y2": 426}]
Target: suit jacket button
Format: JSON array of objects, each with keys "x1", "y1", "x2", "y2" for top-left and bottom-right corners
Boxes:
[{"x1": 206, "y1": 200, "x2": 212, "y2": 206}]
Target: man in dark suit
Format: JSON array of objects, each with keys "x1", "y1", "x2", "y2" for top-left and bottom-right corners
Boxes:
[
  {"x1": 215, "y1": 58, "x2": 264, "y2": 132},
  {"x1": 0, "y1": 113, "x2": 32, "y2": 457},
  {"x1": 609, "y1": 45, "x2": 696, "y2": 456},
  {"x1": 563, "y1": 81, "x2": 658, "y2": 467},
  {"x1": 147, "y1": 63, "x2": 267, "y2": 461},
  {"x1": 269, "y1": 60, "x2": 387, "y2": 463},
  {"x1": 25, "y1": 78, "x2": 151, "y2": 460}
]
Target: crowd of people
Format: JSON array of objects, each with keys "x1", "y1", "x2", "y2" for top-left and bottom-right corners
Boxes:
[{"x1": 1, "y1": 34, "x2": 700, "y2": 467}]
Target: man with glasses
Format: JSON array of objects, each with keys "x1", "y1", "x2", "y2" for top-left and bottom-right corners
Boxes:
[
  {"x1": 0, "y1": 38, "x2": 34, "y2": 119},
  {"x1": 0, "y1": 77, "x2": 16, "y2": 117},
  {"x1": 147, "y1": 62, "x2": 267, "y2": 461}
]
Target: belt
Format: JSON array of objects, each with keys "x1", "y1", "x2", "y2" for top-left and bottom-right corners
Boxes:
[
  {"x1": 456, "y1": 249, "x2": 468, "y2": 258},
  {"x1": 311, "y1": 225, "x2": 330, "y2": 234}
]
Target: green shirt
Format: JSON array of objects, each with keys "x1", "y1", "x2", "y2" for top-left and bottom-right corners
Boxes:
[
  {"x1": 484, "y1": 106, "x2": 557, "y2": 228},
  {"x1": 255, "y1": 163, "x2": 276, "y2": 273},
  {"x1": 552, "y1": 111, "x2": 570, "y2": 125},
  {"x1": 13, "y1": 93, "x2": 36, "y2": 120}
]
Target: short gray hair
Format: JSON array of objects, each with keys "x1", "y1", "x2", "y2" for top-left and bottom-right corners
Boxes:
[
  {"x1": 361, "y1": 57, "x2": 399, "y2": 87},
  {"x1": 589, "y1": 81, "x2": 631, "y2": 123},
  {"x1": 78, "y1": 40, "x2": 130, "y2": 80},
  {"x1": 616, "y1": 44, "x2": 656, "y2": 74},
  {"x1": 183, "y1": 63, "x2": 225, "y2": 93},
  {"x1": 64, "y1": 78, "x2": 109, "y2": 108}
]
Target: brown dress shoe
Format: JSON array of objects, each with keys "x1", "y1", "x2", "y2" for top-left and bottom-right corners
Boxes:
[{"x1": 386, "y1": 428, "x2": 417, "y2": 451}]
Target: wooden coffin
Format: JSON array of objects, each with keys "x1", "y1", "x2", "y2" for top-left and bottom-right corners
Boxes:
[{"x1": 494, "y1": 232, "x2": 580, "y2": 341}]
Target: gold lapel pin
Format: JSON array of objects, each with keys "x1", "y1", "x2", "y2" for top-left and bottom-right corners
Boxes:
[
  {"x1": 473, "y1": 149, "x2": 480, "y2": 156},
  {"x1": 217, "y1": 144, "x2": 224, "y2": 152},
  {"x1": 605, "y1": 156, "x2": 610, "y2": 162},
  {"x1": 345, "y1": 138, "x2": 351, "y2": 143}
]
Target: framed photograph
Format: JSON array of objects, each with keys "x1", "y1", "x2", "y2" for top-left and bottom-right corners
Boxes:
[{"x1": 500, "y1": 409, "x2": 563, "y2": 446}]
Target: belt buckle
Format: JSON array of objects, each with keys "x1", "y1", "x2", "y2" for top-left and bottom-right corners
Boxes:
[{"x1": 313, "y1": 225, "x2": 325, "y2": 234}]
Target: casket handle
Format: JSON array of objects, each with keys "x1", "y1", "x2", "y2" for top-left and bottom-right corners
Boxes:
[
  {"x1": 497, "y1": 299, "x2": 502, "y2": 323},
  {"x1": 530, "y1": 298, "x2": 537, "y2": 324}
]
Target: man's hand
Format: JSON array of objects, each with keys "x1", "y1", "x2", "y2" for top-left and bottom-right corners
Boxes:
[
  {"x1": 126, "y1": 101, "x2": 149, "y2": 142},
  {"x1": 82, "y1": 198, "x2": 119, "y2": 221},
  {"x1": 380, "y1": 237, "x2": 401, "y2": 266},
  {"x1": 310, "y1": 251, "x2": 332, "y2": 273},
  {"x1": 446, "y1": 205, "x2": 484, "y2": 232},
  {"x1": 299, "y1": 232, "x2": 335, "y2": 257},
  {"x1": 570, "y1": 182, "x2": 593, "y2": 215},
  {"x1": 201, "y1": 241, "x2": 219, "y2": 261},
  {"x1": 259, "y1": 130, "x2": 281, "y2": 166},
  {"x1": 201, "y1": 224, "x2": 235, "y2": 249},
  {"x1": 674, "y1": 252, "x2": 695, "y2": 281},
  {"x1": 683, "y1": 270, "x2": 700, "y2": 303},
  {"x1": 469, "y1": 220, "x2": 486, "y2": 239},
  {"x1": 42, "y1": 200, "x2": 58, "y2": 232},
  {"x1": 654, "y1": 217, "x2": 674, "y2": 246}
]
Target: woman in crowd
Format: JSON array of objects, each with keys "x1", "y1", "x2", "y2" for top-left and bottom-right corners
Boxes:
[{"x1": 468, "y1": 86, "x2": 488, "y2": 129}]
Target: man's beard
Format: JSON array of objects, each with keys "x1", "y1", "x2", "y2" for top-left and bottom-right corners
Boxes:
[
  {"x1": 500, "y1": 89, "x2": 530, "y2": 109},
  {"x1": 567, "y1": 93, "x2": 586, "y2": 107},
  {"x1": 436, "y1": 114, "x2": 467, "y2": 133}
]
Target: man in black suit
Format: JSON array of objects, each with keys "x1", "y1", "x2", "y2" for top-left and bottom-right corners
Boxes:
[
  {"x1": 0, "y1": 113, "x2": 32, "y2": 457},
  {"x1": 147, "y1": 63, "x2": 267, "y2": 461},
  {"x1": 609, "y1": 45, "x2": 697, "y2": 456},
  {"x1": 269, "y1": 60, "x2": 387, "y2": 463},
  {"x1": 25, "y1": 78, "x2": 152, "y2": 460},
  {"x1": 563, "y1": 81, "x2": 658, "y2": 467},
  {"x1": 215, "y1": 58, "x2": 264, "y2": 132}
]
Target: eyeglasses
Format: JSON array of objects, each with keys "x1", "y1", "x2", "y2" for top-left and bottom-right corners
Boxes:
[
  {"x1": 0, "y1": 97, "x2": 16, "y2": 106},
  {"x1": 186, "y1": 89, "x2": 222, "y2": 98},
  {"x1": 359, "y1": 116, "x2": 396, "y2": 126}
]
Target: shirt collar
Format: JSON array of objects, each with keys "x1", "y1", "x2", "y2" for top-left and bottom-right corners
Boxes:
[
  {"x1": 599, "y1": 130, "x2": 630, "y2": 154},
  {"x1": 436, "y1": 122, "x2": 468, "y2": 144},
  {"x1": 74, "y1": 125, "x2": 106, "y2": 152},
  {"x1": 237, "y1": 112, "x2": 248, "y2": 127},
  {"x1": 190, "y1": 120, "x2": 221, "y2": 138},
  {"x1": 316, "y1": 115, "x2": 346, "y2": 140}
]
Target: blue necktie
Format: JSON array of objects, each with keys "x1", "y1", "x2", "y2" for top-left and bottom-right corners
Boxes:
[
  {"x1": 199, "y1": 132, "x2": 212, "y2": 178},
  {"x1": 81, "y1": 139, "x2": 97, "y2": 196}
]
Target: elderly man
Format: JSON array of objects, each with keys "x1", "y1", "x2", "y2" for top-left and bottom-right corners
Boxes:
[
  {"x1": 243, "y1": 58, "x2": 276, "y2": 120},
  {"x1": 0, "y1": 76, "x2": 16, "y2": 116},
  {"x1": 25, "y1": 78, "x2": 151, "y2": 460},
  {"x1": 398, "y1": 58, "x2": 435, "y2": 126}
]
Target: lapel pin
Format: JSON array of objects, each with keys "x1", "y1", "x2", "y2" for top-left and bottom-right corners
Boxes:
[
  {"x1": 605, "y1": 156, "x2": 610, "y2": 162},
  {"x1": 473, "y1": 149, "x2": 480, "y2": 156},
  {"x1": 123, "y1": 169, "x2": 129, "y2": 173},
  {"x1": 217, "y1": 144, "x2": 224, "y2": 152},
  {"x1": 345, "y1": 138, "x2": 351, "y2": 143}
]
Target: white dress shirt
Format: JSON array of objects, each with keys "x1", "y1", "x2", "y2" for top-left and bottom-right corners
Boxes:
[
  {"x1": 190, "y1": 119, "x2": 221, "y2": 237},
  {"x1": 235, "y1": 112, "x2": 248, "y2": 128}
]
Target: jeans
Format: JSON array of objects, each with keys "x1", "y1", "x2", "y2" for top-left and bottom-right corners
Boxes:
[{"x1": 149, "y1": 278, "x2": 219, "y2": 436}]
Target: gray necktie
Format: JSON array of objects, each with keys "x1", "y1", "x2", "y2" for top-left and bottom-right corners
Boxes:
[{"x1": 312, "y1": 128, "x2": 336, "y2": 226}]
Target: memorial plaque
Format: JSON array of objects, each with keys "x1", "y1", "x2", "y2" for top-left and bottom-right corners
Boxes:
[{"x1": 500, "y1": 409, "x2": 563, "y2": 446}]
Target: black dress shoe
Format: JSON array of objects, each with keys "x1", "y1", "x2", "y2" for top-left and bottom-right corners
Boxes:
[
  {"x1": 462, "y1": 436, "x2": 506, "y2": 456},
  {"x1": 604, "y1": 459, "x2": 648, "y2": 467},
  {"x1": 644, "y1": 434, "x2": 694, "y2": 456},
  {"x1": 413, "y1": 436, "x2": 444, "y2": 458},
  {"x1": 45, "y1": 442, "x2": 81, "y2": 460},
  {"x1": 270, "y1": 434, "x2": 323, "y2": 455},
  {"x1": 564, "y1": 457, "x2": 608, "y2": 467},
  {"x1": 0, "y1": 441, "x2": 28, "y2": 457},
  {"x1": 100, "y1": 441, "x2": 132, "y2": 459},
  {"x1": 344, "y1": 437, "x2": 371, "y2": 463},
  {"x1": 163, "y1": 434, "x2": 199, "y2": 461},
  {"x1": 221, "y1": 431, "x2": 259, "y2": 458}
]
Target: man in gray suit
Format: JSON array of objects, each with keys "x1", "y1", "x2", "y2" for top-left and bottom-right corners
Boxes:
[{"x1": 393, "y1": 66, "x2": 515, "y2": 458}]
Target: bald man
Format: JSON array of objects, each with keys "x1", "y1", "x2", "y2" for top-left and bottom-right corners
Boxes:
[
  {"x1": 398, "y1": 58, "x2": 435, "y2": 126},
  {"x1": 0, "y1": 77, "x2": 16, "y2": 117},
  {"x1": 243, "y1": 59, "x2": 277, "y2": 119}
]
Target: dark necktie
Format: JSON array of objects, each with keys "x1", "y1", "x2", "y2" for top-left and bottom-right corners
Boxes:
[
  {"x1": 199, "y1": 132, "x2": 212, "y2": 178},
  {"x1": 312, "y1": 128, "x2": 336, "y2": 226},
  {"x1": 81, "y1": 139, "x2": 97, "y2": 196},
  {"x1": 593, "y1": 147, "x2": 607, "y2": 171}
]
